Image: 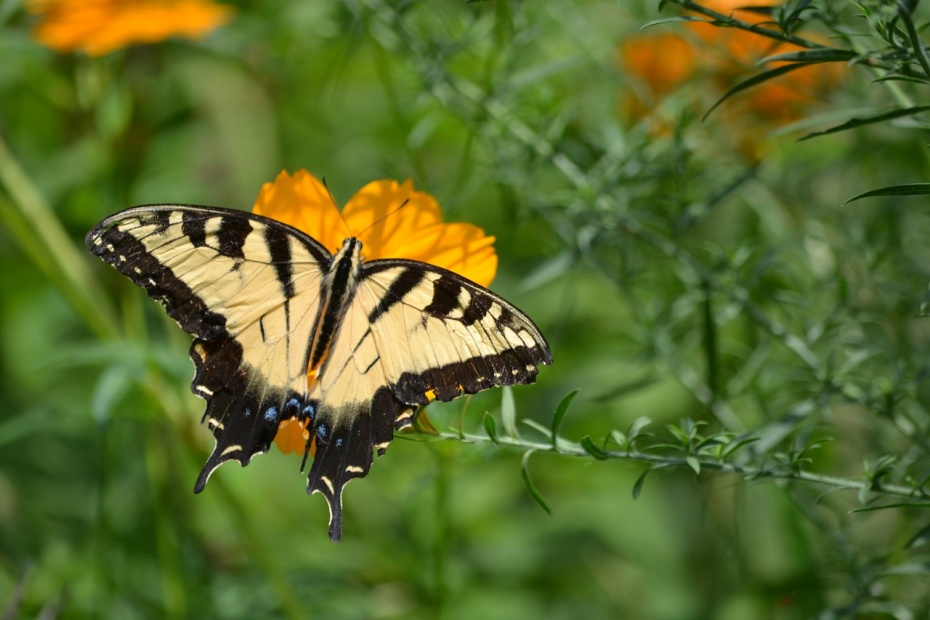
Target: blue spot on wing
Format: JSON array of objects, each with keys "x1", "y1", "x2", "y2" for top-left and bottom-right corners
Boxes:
[
  {"x1": 264, "y1": 406, "x2": 278, "y2": 422},
  {"x1": 336, "y1": 438, "x2": 343, "y2": 448},
  {"x1": 302, "y1": 404, "x2": 315, "y2": 421},
  {"x1": 317, "y1": 423, "x2": 327, "y2": 441}
]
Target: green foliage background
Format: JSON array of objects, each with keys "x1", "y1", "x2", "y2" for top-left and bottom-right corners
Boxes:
[{"x1": 4, "y1": 0, "x2": 930, "y2": 618}]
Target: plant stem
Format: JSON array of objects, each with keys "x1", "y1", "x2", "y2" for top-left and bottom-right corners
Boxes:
[
  {"x1": 0, "y1": 131, "x2": 118, "y2": 339},
  {"x1": 667, "y1": 0, "x2": 830, "y2": 50},
  {"x1": 424, "y1": 430, "x2": 924, "y2": 501}
]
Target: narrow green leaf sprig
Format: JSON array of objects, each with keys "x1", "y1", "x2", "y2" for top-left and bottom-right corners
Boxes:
[{"x1": 437, "y1": 394, "x2": 930, "y2": 513}]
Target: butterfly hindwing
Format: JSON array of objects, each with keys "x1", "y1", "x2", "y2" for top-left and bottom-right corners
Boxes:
[
  {"x1": 86, "y1": 205, "x2": 331, "y2": 487},
  {"x1": 303, "y1": 258, "x2": 551, "y2": 540}
]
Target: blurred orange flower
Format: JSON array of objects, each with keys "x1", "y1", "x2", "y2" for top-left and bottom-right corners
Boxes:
[
  {"x1": 27, "y1": 0, "x2": 232, "y2": 56},
  {"x1": 252, "y1": 170, "x2": 498, "y2": 454},
  {"x1": 618, "y1": 0, "x2": 842, "y2": 151}
]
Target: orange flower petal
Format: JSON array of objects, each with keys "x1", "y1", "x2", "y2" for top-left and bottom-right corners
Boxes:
[
  {"x1": 618, "y1": 33, "x2": 698, "y2": 98},
  {"x1": 27, "y1": 0, "x2": 233, "y2": 56},
  {"x1": 276, "y1": 417, "x2": 313, "y2": 456},
  {"x1": 252, "y1": 170, "x2": 348, "y2": 253},
  {"x1": 618, "y1": 0, "x2": 844, "y2": 144},
  {"x1": 342, "y1": 179, "x2": 443, "y2": 257},
  {"x1": 392, "y1": 222, "x2": 498, "y2": 288}
]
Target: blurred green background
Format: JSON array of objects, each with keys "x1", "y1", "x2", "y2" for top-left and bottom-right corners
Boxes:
[{"x1": 4, "y1": 0, "x2": 930, "y2": 618}]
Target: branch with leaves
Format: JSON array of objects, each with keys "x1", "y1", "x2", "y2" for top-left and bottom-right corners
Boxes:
[{"x1": 415, "y1": 390, "x2": 930, "y2": 519}]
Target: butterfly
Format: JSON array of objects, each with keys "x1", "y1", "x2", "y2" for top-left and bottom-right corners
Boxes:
[{"x1": 86, "y1": 204, "x2": 552, "y2": 541}]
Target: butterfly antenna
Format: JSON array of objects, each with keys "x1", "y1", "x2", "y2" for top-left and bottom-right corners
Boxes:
[
  {"x1": 321, "y1": 177, "x2": 354, "y2": 239},
  {"x1": 356, "y1": 197, "x2": 410, "y2": 238}
]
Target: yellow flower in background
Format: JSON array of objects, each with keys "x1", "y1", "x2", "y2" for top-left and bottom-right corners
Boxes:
[
  {"x1": 253, "y1": 170, "x2": 499, "y2": 454},
  {"x1": 27, "y1": 0, "x2": 233, "y2": 56}
]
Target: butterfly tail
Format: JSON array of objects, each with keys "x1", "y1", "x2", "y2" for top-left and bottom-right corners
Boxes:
[{"x1": 304, "y1": 388, "x2": 404, "y2": 542}]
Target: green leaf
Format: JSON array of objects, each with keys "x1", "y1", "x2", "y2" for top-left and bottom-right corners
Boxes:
[
  {"x1": 897, "y1": 0, "x2": 930, "y2": 78},
  {"x1": 629, "y1": 416, "x2": 653, "y2": 436},
  {"x1": 905, "y1": 522, "x2": 930, "y2": 549},
  {"x1": 640, "y1": 16, "x2": 710, "y2": 30},
  {"x1": 760, "y1": 48, "x2": 857, "y2": 64},
  {"x1": 844, "y1": 183, "x2": 930, "y2": 204},
  {"x1": 92, "y1": 364, "x2": 135, "y2": 423},
  {"x1": 632, "y1": 467, "x2": 652, "y2": 500},
  {"x1": 919, "y1": 282, "x2": 930, "y2": 317},
  {"x1": 613, "y1": 417, "x2": 654, "y2": 451},
  {"x1": 521, "y1": 450, "x2": 552, "y2": 515},
  {"x1": 501, "y1": 386, "x2": 518, "y2": 438},
  {"x1": 686, "y1": 455, "x2": 701, "y2": 475},
  {"x1": 580, "y1": 436, "x2": 609, "y2": 460},
  {"x1": 799, "y1": 106, "x2": 930, "y2": 141},
  {"x1": 882, "y1": 561, "x2": 930, "y2": 576},
  {"x1": 721, "y1": 434, "x2": 760, "y2": 459},
  {"x1": 872, "y1": 75, "x2": 930, "y2": 85},
  {"x1": 550, "y1": 389, "x2": 579, "y2": 448},
  {"x1": 483, "y1": 412, "x2": 499, "y2": 443},
  {"x1": 851, "y1": 502, "x2": 930, "y2": 513},
  {"x1": 857, "y1": 482, "x2": 870, "y2": 504},
  {"x1": 412, "y1": 408, "x2": 439, "y2": 435},
  {"x1": 521, "y1": 418, "x2": 553, "y2": 440},
  {"x1": 704, "y1": 63, "x2": 814, "y2": 120}
]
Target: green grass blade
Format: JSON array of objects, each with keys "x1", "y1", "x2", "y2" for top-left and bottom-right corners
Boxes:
[{"x1": 799, "y1": 106, "x2": 930, "y2": 141}]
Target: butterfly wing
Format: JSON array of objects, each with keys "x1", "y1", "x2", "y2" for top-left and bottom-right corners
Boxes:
[
  {"x1": 304, "y1": 258, "x2": 551, "y2": 541},
  {"x1": 361, "y1": 260, "x2": 552, "y2": 404},
  {"x1": 86, "y1": 205, "x2": 331, "y2": 489}
]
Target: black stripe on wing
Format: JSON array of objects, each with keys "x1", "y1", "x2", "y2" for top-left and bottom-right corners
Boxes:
[
  {"x1": 362, "y1": 260, "x2": 552, "y2": 406},
  {"x1": 87, "y1": 208, "x2": 230, "y2": 339},
  {"x1": 85, "y1": 204, "x2": 333, "y2": 339}
]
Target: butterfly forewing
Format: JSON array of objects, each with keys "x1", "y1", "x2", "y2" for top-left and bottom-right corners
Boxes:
[
  {"x1": 359, "y1": 260, "x2": 552, "y2": 404},
  {"x1": 86, "y1": 205, "x2": 331, "y2": 486}
]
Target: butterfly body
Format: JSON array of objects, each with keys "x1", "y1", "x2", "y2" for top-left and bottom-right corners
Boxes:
[{"x1": 87, "y1": 205, "x2": 551, "y2": 541}]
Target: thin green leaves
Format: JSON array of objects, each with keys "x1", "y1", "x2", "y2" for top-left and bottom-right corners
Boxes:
[
  {"x1": 483, "y1": 412, "x2": 499, "y2": 443},
  {"x1": 897, "y1": 0, "x2": 930, "y2": 78},
  {"x1": 704, "y1": 63, "x2": 822, "y2": 121},
  {"x1": 550, "y1": 390, "x2": 578, "y2": 448},
  {"x1": 521, "y1": 450, "x2": 551, "y2": 515},
  {"x1": 632, "y1": 467, "x2": 653, "y2": 500},
  {"x1": 799, "y1": 106, "x2": 930, "y2": 141},
  {"x1": 580, "y1": 436, "x2": 609, "y2": 460},
  {"x1": 501, "y1": 386, "x2": 519, "y2": 439},
  {"x1": 844, "y1": 183, "x2": 930, "y2": 204},
  {"x1": 760, "y1": 49, "x2": 858, "y2": 64}
]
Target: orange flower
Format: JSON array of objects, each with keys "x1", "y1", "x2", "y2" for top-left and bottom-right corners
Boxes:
[
  {"x1": 619, "y1": 33, "x2": 698, "y2": 100},
  {"x1": 252, "y1": 170, "x2": 498, "y2": 454},
  {"x1": 27, "y1": 0, "x2": 232, "y2": 56},
  {"x1": 618, "y1": 0, "x2": 842, "y2": 150}
]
